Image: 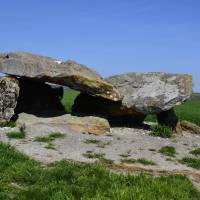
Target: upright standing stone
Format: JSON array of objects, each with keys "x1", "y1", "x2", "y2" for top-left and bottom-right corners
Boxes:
[{"x1": 0, "y1": 76, "x2": 19, "y2": 124}]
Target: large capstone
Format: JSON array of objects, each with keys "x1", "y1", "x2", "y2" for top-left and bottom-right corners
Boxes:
[
  {"x1": 0, "y1": 52, "x2": 120, "y2": 101},
  {"x1": 0, "y1": 76, "x2": 19, "y2": 124},
  {"x1": 105, "y1": 72, "x2": 192, "y2": 114}
]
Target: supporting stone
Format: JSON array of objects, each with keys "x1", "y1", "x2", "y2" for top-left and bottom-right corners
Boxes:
[
  {"x1": 156, "y1": 108, "x2": 178, "y2": 129},
  {"x1": 72, "y1": 93, "x2": 146, "y2": 127},
  {"x1": 0, "y1": 76, "x2": 19, "y2": 124}
]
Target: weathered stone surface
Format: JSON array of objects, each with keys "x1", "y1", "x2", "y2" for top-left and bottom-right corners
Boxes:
[
  {"x1": 72, "y1": 93, "x2": 146, "y2": 127},
  {"x1": 0, "y1": 52, "x2": 120, "y2": 101},
  {"x1": 105, "y1": 72, "x2": 192, "y2": 114},
  {"x1": 181, "y1": 120, "x2": 200, "y2": 134},
  {"x1": 16, "y1": 112, "x2": 110, "y2": 135},
  {"x1": 15, "y1": 78, "x2": 64, "y2": 114},
  {"x1": 0, "y1": 76, "x2": 19, "y2": 123}
]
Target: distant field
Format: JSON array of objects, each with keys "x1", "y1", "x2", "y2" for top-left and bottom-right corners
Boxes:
[
  {"x1": 146, "y1": 100, "x2": 200, "y2": 126},
  {"x1": 61, "y1": 89, "x2": 80, "y2": 113},
  {"x1": 191, "y1": 93, "x2": 200, "y2": 101},
  {"x1": 62, "y1": 90, "x2": 200, "y2": 125}
]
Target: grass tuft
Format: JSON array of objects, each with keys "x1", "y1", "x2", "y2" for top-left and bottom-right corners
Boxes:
[
  {"x1": 190, "y1": 148, "x2": 200, "y2": 156},
  {"x1": 45, "y1": 143, "x2": 57, "y2": 151},
  {"x1": 84, "y1": 139, "x2": 101, "y2": 144},
  {"x1": 119, "y1": 150, "x2": 131, "y2": 158},
  {"x1": 150, "y1": 124, "x2": 173, "y2": 138},
  {"x1": 121, "y1": 158, "x2": 156, "y2": 165},
  {"x1": 83, "y1": 151, "x2": 105, "y2": 159},
  {"x1": 34, "y1": 132, "x2": 65, "y2": 143},
  {"x1": 159, "y1": 146, "x2": 176, "y2": 157},
  {"x1": 0, "y1": 120, "x2": 16, "y2": 128},
  {"x1": 179, "y1": 157, "x2": 200, "y2": 169},
  {"x1": 6, "y1": 125, "x2": 26, "y2": 139},
  {"x1": 98, "y1": 157, "x2": 114, "y2": 166}
]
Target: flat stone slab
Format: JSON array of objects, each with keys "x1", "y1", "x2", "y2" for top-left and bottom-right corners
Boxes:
[
  {"x1": 105, "y1": 72, "x2": 192, "y2": 114},
  {"x1": 16, "y1": 112, "x2": 110, "y2": 135},
  {"x1": 0, "y1": 52, "x2": 120, "y2": 101}
]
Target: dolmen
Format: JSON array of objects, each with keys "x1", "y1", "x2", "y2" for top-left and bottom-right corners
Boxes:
[{"x1": 0, "y1": 52, "x2": 193, "y2": 134}]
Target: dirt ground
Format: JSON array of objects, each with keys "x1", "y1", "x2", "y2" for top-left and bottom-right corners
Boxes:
[{"x1": 0, "y1": 123, "x2": 200, "y2": 171}]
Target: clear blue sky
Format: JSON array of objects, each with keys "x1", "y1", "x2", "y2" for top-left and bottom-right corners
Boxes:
[{"x1": 0, "y1": 0, "x2": 199, "y2": 91}]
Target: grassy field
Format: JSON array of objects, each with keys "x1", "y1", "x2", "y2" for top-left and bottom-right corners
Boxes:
[
  {"x1": 62, "y1": 89, "x2": 200, "y2": 125},
  {"x1": 0, "y1": 143, "x2": 199, "y2": 200}
]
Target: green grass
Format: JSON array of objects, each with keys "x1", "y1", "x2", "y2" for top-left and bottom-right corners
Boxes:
[
  {"x1": 179, "y1": 157, "x2": 200, "y2": 169},
  {"x1": 6, "y1": 125, "x2": 26, "y2": 139},
  {"x1": 83, "y1": 150, "x2": 105, "y2": 159},
  {"x1": 44, "y1": 143, "x2": 57, "y2": 151},
  {"x1": 121, "y1": 158, "x2": 156, "y2": 166},
  {"x1": 61, "y1": 89, "x2": 80, "y2": 113},
  {"x1": 34, "y1": 132, "x2": 65, "y2": 143},
  {"x1": 84, "y1": 139, "x2": 101, "y2": 144},
  {"x1": 190, "y1": 148, "x2": 200, "y2": 156},
  {"x1": 159, "y1": 146, "x2": 176, "y2": 157},
  {"x1": 0, "y1": 143, "x2": 199, "y2": 199},
  {"x1": 176, "y1": 100, "x2": 200, "y2": 126},
  {"x1": 119, "y1": 150, "x2": 131, "y2": 158},
  {"x1": 106, "y1": 133, "x2": 113, "y2": 137},
  {"x1": 150, "y1": 124, "x2": 173, "y2": 138},
  {"x1": 0, "y1": 120, "x2": 16, "y2": 128}
]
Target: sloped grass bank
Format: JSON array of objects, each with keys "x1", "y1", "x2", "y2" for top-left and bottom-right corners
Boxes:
[{"x1": 0, "y1": 143, "x2": 199, "y2": 200}]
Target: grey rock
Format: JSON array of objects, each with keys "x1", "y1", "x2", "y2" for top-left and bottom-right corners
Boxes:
[
  {"x1": 0, "y1": 76, "x2": 19, "y2": 123},
  {"x1": 105, "y1": 72, "x2": 192, "y2": 114},
  {"x1": 0, "y1": 52, "x2": 120, "y2": 101}
]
